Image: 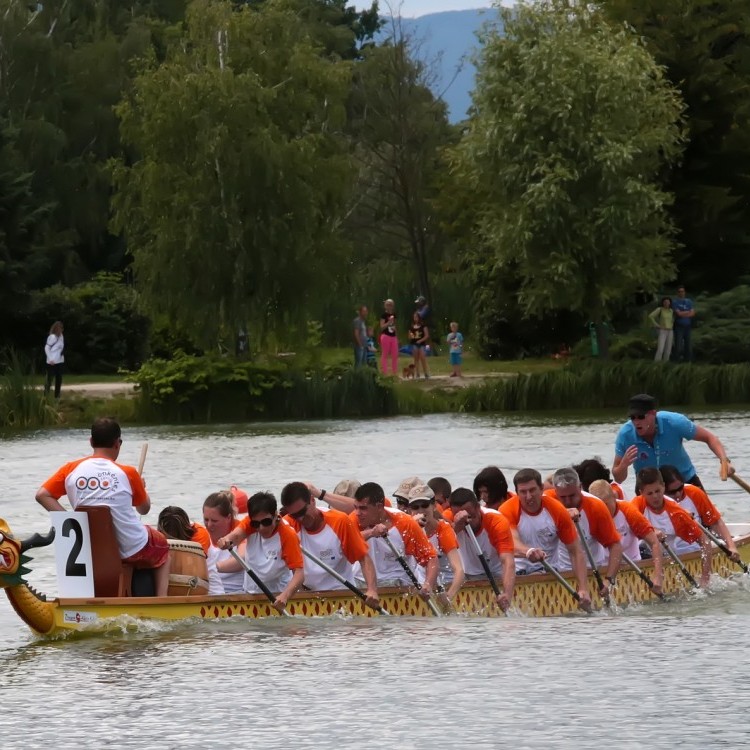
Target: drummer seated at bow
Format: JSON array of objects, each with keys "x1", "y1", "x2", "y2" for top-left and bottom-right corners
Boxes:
[
  {"x1": 548, "y1": 467, "x2": 623, "y2": 601},
  {"x1": 631, "y1": 468, "x2": 712, "y2": 587},
  {"x1": 34, "y1": 417, "x2": 171, "y2": 597},
  {"x1": 500, "y1": 469, "x2": 591, "y2": 610},
  {"x1": 449, "y1": 487, "x2": 515, "y2": 611},
  {"x1": 352, "y1": 482, "x2": 439, "y2": 599},
  {"x1": 587, "y1": 480, "x2": 664, "y2": 596},
  {"x1": 660, "y1": 465, "x2": 740, "y2": 562},
  {"x1": 217, "y1": 491, "x2": 304, "y2": 612},
  {"x1": 280, "y1": 481, "x2": 381, "y2": 610}
]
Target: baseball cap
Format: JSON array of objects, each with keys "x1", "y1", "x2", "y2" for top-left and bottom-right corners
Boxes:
[
  {"x1": 628, "y1": 394, "x2": 657, "y2": 417},
  {"x1": 406, "y1": 484, "x2": 435, "y2": 503},
  {"x1": 333, "y1": 479, "x2": 361, "y2": 498},
  {"x1": 393, "y1": 476, "x2": 422, "y2": 500}
]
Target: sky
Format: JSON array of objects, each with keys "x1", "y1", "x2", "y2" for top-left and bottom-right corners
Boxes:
[{"x1": 360, "y1": 0, "x2": 504, "y2": 18}]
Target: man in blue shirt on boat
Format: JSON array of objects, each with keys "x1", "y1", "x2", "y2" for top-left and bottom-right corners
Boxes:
[{"x1": 612, "y1": 394, "x2": 732, "y2": 490}]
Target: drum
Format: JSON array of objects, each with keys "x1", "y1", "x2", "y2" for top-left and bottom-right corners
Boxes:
[{"x1": 167, "y1": 539, "x2": 209, "y2": 596}]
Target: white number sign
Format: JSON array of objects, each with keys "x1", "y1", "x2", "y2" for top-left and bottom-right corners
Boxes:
[{"x1": 50, "y1": 511, "x2": 95, "y2": 597}]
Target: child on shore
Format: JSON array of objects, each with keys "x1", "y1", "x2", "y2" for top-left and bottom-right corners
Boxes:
[{"x1": 446, "y1": 321, "x2": 464, "y2": 378}]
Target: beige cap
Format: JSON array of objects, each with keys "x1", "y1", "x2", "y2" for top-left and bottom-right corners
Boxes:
[
  {"x1": 333, "y1": 479, "x2": 361, "y2": 498},
  {"x1": 406, "y1": 484, "x2": 435, "y2": 503},
  {"x1": 393, "y1": 476, "x2": 422, "y2": 500}
]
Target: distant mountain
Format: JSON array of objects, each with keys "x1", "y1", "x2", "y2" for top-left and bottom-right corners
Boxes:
[{"x1": 378, "y1": 8, "x2": 503, "y2": 122}]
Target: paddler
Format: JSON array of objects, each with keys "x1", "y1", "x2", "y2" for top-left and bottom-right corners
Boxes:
[{"x1": 280, "y1": 481, "x2": 381, "y2": 609}]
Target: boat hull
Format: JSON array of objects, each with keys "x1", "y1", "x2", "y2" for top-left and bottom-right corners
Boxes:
[{"x1": 15, "y1": 532, "x2": 749, "y2": 636}]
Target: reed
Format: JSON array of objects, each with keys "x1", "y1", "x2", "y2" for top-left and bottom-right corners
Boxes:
[{"x1": 0, "y1": 351, "x2": 59, "y2": 429}]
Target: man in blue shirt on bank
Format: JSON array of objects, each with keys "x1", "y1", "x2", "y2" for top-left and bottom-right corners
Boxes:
[
  {"x1": 612, "y1": 394, "x2": 732, "y2": 490},
  {"x1": 672, "y1": 285, "x2": 695, "y2": 362}
]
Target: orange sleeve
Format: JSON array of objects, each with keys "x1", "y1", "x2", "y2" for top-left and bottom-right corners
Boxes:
[
  {"x1": 395, "y1": 513, "x2": 437, "y2": 566},
  {"x1": 630, "y1": 495, "x2": 646, "y2": 513},
  {"x1": 384, "y1": 497, "x2": 393, "y2": 508},
  {"x1": 618, "y1": 501, "x2": 653, "y2": 539},
  {"x1": 441, "y1": 507, "x2": 454, "y2": 522},
  {"x1": 544, "y1": 497, "x2": 577, "y2": 545},
  {"x1": 611, "y1": 482, "x2": 625, "y2": 500},
  {"x1": 121, "y1": 464, "x2": 148, "y2": 506},
  {"x1": 436, "y1": 521, "x2": 459, "y2": 554},
  {"x1": 498, "y1": 496, "x2": 522, "y2": 527},
  {"x1": 485, "y1": 513, "x2": 514, "y2": 555},
  {"x1": 665, "y1": 500, "x2": 704, "y2": 544},
  {"x1": 685, "y1": 485, "x2": 721, "y2": 525},
  {"x1": 41, "y1": 457, "x2": 88, "y2": 499},
  {"x1": 239, "y1": 516, "x2": 253, "y2": 534},
  {"x1": 279, "y1": 523, "x2": 304, "y2": 570},
  {"x1": 583, "y1": 496, "x2": 620, "y2": 548},
  {"x1": 329, "y1": 511, "x2": 369, "y2": 563},
  {"x1": 191, "y1": 524, "x2": 212, "y2": 553}
]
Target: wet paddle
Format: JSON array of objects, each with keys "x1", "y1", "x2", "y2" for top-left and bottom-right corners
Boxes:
[
  {"x1": 539, "y1": 558, "x2": 585, "y2": 608},
  {"x1": 382, "y1": 535, "x2": 442, "y2": 616},
  {"x1": 137, "y1": 442, "x2": 148, "y2": 476},
  {"x1": 621, "y1": 551, "x2": 664, "y2": 599},
  {"x1": 660, "y1": 538, "x2": 698, "y2": 589},
  {"x1": 227, "y1": 546, "x2": 290, "y2": 616},
  {"x1": 300, "y1": 547, "x2": 390, "y2": 615},
  {"x1": 700, "y1": 524, "x2": 749, "y2": 574},
  {"x1": 573, "y1": 516, "x2": 611, "y2": 607},
  {"x1": 465, "y1": 525, "x2": 507, "y2": 614}
]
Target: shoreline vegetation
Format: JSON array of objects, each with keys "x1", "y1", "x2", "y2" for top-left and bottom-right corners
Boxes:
[{"x1": 4, "y1": 352, "x2": 750, "y2": 430}]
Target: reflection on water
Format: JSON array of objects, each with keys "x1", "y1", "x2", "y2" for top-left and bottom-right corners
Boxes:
[{"x1": 2, "y1": 412, "x2": 750, "y2": 747}]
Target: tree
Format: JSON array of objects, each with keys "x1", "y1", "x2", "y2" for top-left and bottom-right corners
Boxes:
[
  {"x1": 600, "y1": 0, "x2": 750, "y2": 292},
  {"x1": 111, "y1": 0, "x2": 353, "y2": 347},
  {"x1": 449, "y1": 0, "x2": 685, "y2": 357}
]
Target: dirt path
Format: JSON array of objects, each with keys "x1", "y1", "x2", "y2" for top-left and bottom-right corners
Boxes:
[{"x1": 60, "y1": 382, "x2": 136, "y2": 398}]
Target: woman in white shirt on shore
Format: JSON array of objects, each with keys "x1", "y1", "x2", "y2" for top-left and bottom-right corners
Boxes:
[{"x1": 44, "y1": 321, "x2": 65, "y2": 398}]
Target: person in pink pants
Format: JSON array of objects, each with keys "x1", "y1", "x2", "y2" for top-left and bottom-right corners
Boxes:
[{"x1": 379, "y1": 298, "x2": 399, "y2": 375}]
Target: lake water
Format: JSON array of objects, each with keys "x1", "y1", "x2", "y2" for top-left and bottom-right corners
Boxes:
[{"x1": 2, "y1": 411, "x2": 750, "y2": 748}]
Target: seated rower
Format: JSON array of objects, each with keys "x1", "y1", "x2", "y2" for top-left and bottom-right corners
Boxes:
[
  {"x1": 34, "y1": 417, "x2": 171, "y2": 597},
  {"x1": 217, "y1": 491, "x2": 304, "y2": 612},
  {"x1": 587, "y1": 480, "x2": 664, "y2": 596},
  {"x1": 302, "y1": 483, "x2": 394, "y2": 515},
  {"x1": 660, "y1": 465, "x2": 740, "y2": 562},
  {"x1": 473, "y1": 466, "x2": 515, "y2": 510},
  {"x1": 157, "y1": 506, "x2": 224, "y2": 595},
  {"x1": 500, "y1": 469, "x2": 592, "y2": 610},
  {"x1": 353, "y1": 482, "x2": 439, "y2": 596},
  {"x1": 392, "y1": 476, "x2": 422, "y2": 512},
  {"x1": 631, "y1": 468, "x2": 712, "y2": 587},
  {"x1": 449, "y1": 487, "x2": 515, "y2": 611},
  {"x1": 405, "y1": 484, "x2": 465, "y2": 602},
  {"x1": 203, "y1": 490, "x2": 246, "y2": 594},
  {"x1": 280, "y1": 481, "x2": 380, "y2": 609},
  {"x1": 427, "y1": 477, "x2": 452, "y2": 514},
  {"x1": 550, "y1": 467, "x2": 623, "y2": 600}
]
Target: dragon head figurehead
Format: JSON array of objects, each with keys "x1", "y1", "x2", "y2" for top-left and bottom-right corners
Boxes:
[{"x1": 0, "y1": 519, "x2": 55, "y2": 588}]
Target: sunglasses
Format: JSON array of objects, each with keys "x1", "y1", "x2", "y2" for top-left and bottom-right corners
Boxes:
[
  {"x1": 630, "y1": 413, "x2": 647, "y2": 421},
  {"x1": 668, "y1": 484, "x2": 684, "y2": 496},
  {"x1": 409, "y1": 500, "x2": 432, "y2": 510},
  {"x1": 288, "y1": 503, "x2": 309, "y2": 520},
  {"x1": 250, "y1": 517, "x2": 275, "y2": 529}
]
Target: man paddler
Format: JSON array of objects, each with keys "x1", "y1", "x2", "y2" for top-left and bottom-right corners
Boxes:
[
  {"x1": 34, "y1": 417, "x2": 171, "y2": 596},
  {"x1": 449, "y1": 487, "x2": 516, "y2": 611},
  {"x1": 500, "y1": 468, "x2": 592, "y2": 610},
  {"x1": 280, "y1": 481, "x2": 381, "y2": 609}
]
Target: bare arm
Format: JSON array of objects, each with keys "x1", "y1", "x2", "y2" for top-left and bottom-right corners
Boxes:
[
  {"x1": 422, "y1": 557, "x2": 439, "y2": 593},
  {"x1": 276, "y1": 568, "x2": 304, "y2": 610},
  {"x1": 693, "y1": 426, "x2": 731, "y2": 468},
  {"x1": 642, "y1": 530, "x2": 664, "y2": 594},
  {"x1": 567, "y1": 540, "x2": 591, "y2": 603},
  {"x1": 444, "y1": 548, "x2": 465, "y2": 601},
  {"x1": 604, "y1": 541, "x2": 622, "y2": 581},
  {"x1": 217, "y1": 525, "x2": 249, "y2": 550},
  {"x1": 501, "y1": 552, "x2": 515, "y2": 605},
  {"x1": 135, "y1": 497, "x2": 151, "y2": 515},
  {"x1": 35, "y1": 487, "x2": 66, "y2": 513},
  {"x1": 359, "y1": 553, "x2": 379, "y2": 602},
  {"x1": 710, "y1": 518, "x2": 739, "y2": 557},
  {"x1": 612, "y1": 446, "x2": 638, "y2": 484},
  {"x1": 306, "y1": 484, "x2": 355, "y2": 514}
]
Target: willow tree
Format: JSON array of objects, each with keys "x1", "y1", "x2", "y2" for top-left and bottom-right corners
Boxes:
[
  {"x1": 111, "y1": 0, "x2": 352, "y2": 347},
  {"x1": 450, "y1": 0, "x2": 685, "y2": 357}
]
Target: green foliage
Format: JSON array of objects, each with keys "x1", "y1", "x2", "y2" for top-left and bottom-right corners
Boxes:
[
  {"x1": 111, "y1": 0, "x2": 354, "y2": 349},
  {"x1": 0, "y1": 351, "x2": 59, "y2": 429},
  {"x1": 684, "y1": 286, "x2": 750, "y2": 363},
  {"x1": 450, "y1": 0, "x2": 685, "y2": 357}
]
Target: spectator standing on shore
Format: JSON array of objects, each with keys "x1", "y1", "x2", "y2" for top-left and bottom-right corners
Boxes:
[
  {"x1": 648, "y1": 297, "x2": 674, "y2": 362},
  {"x1": 446, "y1": 321, "x2": 464, "y2": 377},
  {"x1": 379, "y1": 298, "x2": 399, "y2": 375},
  {"x1": 365, "y1": 327, "x2": 377, "y2": 368},
  {"x1": 352, "y1": 305, "x2": 368, "y2": 368},
  {"x1": 672, "y1": 285, "x2": 695, "y2": 362},
  {"x1": 44, "y1": 321, "x2": 65, "y2": 399},
  {"x1": 408, "y1": 311, "x2": 430, "y2": 379}
]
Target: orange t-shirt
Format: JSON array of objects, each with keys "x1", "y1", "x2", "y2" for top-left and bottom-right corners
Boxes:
[
  {"x1": 389, "y1": 511, "x2": 438, "y2": 566},
  {"x1": 611, "y1": 482, "x2": 625, "y2": 500},
  {"x1": 238, "y1": 516, "x2": 304, "y2": 569},
  {"x1": 630, "y1": 495, "x2": 704, "y2": 544},
  {"x1": 501, "y1": 494, "x2": 577, "y2": 545},
  {"x1": 286, "y1": 509, "x2": 369, "y2": 563},
  {"x1": 680, "y1": 485, "x2": 721, "y2": 526},
  {"x1": 191, "y1": 523, "x2": 212, "y2": 553},
  {"x1": 433, "y1": 519, "x2": 459, "y2": 554},
  {"x1": 616, "y1": 501, "x2": 653, "y2": 539},
  {"x1": 579, "y1": 495, "x2": 621, "y2": 548},
  {"x1": 480, "y1": 510, "x2": 515, "y2": 555}
]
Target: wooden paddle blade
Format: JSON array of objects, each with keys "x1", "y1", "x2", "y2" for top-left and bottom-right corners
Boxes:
[{"x1": 730, "y1": 473, "x2": 750, "y2": 495}]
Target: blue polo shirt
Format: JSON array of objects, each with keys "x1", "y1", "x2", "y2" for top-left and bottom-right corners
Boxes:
[
  {"x1": 672, "y1": 296, "x2": 694, "y2": 327},
  {"x1": 614, "y1": 410, "x2": 698, "y2": 478}
]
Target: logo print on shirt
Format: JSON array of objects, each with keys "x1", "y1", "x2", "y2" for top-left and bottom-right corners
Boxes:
[{"x1": 74, "y1": 472, "x2": 120, "y2": 492}]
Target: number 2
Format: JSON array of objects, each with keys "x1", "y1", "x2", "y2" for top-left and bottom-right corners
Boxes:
[{"x1": 62, "y1": 518, "x2": 87, "y2": 577}]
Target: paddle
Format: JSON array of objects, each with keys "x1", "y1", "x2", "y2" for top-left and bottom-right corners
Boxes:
[
  {"x1": 660, "y1": 538, "x2": 698, "y2": 589},
  {"x1": 382, "y1": 535, "x2": 442, "y2": 616},
  {"x1": 538, "y1": 557, "x2": 587, "y2": 610},
  {"x1": 700, "y1": 524, "x2": 749, "y2": 574},
  {"x1": 621, "y1": 551, "x2": 664, "y2": 599},
  {"x1": 729, "y1": 473, "x2": 750, "y2": 495},
  {"x1": 573, "y1": 515, "x2": 611, "y2": 607},
  {"x1": 465, "y1": 524, "x2": 508, "y2": 613},
  {"x1": 300, "y1": 547, "x2": 390, "y2": 615},
  {"x1": 227, "y1": 546, "x2": 290, "y2": 616},
  {"x1": 137, "y1": 442, "x2": 148, "y2": 476}
]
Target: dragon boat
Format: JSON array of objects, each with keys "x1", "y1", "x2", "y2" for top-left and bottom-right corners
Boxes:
[{"x1": 3, "y1": 514, "x2": 750, "y2": 637}]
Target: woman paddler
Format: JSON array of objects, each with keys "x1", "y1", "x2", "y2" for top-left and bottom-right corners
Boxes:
[{"x1": 203, "y1": 490, "x2": 246, "y2": 594}]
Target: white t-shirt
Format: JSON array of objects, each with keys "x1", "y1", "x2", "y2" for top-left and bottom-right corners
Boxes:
[
  {"x1": 45, "y1": 334, "x2": 65, "y2": 364},
  {"x1": 213, "y1": 546, "x2": 246, "y2": 593}
]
